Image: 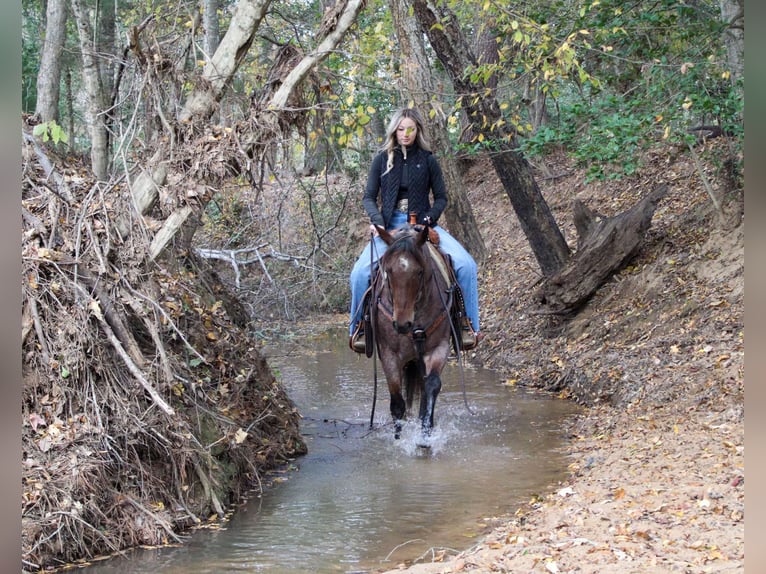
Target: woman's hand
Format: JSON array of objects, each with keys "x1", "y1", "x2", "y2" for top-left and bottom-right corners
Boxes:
[{"x1": 369, "y1": 224, "x2": 379, "y2": 237}]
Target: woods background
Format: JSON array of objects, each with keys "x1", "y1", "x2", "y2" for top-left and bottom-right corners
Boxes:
[{"x1": 21, "y1": 0, "x2": 743, "y2": 571}]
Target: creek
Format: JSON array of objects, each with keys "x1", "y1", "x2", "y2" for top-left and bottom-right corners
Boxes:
[{"x1": 82, "y1": 328, "x2": 580, "y2": 573}]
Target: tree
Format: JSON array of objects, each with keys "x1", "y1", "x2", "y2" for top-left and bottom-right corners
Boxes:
[
  {"x1": 411, "y1": 0, "x2": 673, "y2": 314},
  {"x1": 71, "y1": 0, "x2": 109, "y2": 180},
  {"x1": 35, "y1": 0, "x2": 68, "y2": 123},
  {"x1": 388, "y1": 0, "x2": 486, "y2": 260},
  {"x1": 411, "y1": 0, "x2": 570, "y2": 278}
]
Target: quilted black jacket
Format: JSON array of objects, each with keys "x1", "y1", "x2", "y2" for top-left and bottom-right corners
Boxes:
[{"x1": 362, "y1": 144, "x2": 448, "y2": 228}]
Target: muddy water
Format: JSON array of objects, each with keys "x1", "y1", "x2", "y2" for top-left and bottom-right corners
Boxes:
[{"x1": 82, "y1": 329, "x2": 580, "y2": 573}]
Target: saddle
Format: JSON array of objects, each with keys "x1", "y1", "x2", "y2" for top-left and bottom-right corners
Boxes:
[{"x1": 350, "y1": 233, "x2": 475, "y2": 355}]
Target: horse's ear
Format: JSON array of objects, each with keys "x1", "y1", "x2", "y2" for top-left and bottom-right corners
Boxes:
[
  {"x1": 377, "y1": 226, "x2": 395, "y2": 245},
  {"x1": 415, "y1": 224, "x2": 429, "y2": 247}
]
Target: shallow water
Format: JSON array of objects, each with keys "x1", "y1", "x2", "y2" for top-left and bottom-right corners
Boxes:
[{"x1": 82, "y1": 329, "x2": 580, "y2": 573}]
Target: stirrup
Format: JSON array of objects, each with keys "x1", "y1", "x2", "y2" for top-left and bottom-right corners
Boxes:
[
  {"x1": 459, "y1": 319, "x2": 479, "y2": 351},
  {"x1": 349, "y1": 329, "x2": 366, "y2": 353}
]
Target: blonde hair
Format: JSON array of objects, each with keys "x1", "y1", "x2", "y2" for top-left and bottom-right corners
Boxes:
[{"x1": 380, "y1": 107, "x2": 432, "y2": 175}]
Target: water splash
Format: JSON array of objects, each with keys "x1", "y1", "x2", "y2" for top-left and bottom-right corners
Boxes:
[{"x1": 388, "y1": 419, "x2": 456, "y2": 456}]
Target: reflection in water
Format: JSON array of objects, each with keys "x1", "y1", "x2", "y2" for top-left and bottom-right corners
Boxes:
[{"x1": 81, "y1": 329, "x2": 580, "y2": 573}]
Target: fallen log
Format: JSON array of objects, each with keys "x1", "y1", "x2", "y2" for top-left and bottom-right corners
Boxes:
[{"x1": 535, "y1": 184, "x2": 668, "y2": 314}]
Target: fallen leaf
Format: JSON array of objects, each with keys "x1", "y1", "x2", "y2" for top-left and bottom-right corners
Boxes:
[
  {"x1": 29, "y1": 412, "x2": 46, "y2": 431},
  {"x1": 37, "y1": 435, "x2": 52, "y2": 452},
  {"x1": 708, "y1": 549, "x2": 725, "y2": 560},
  {"x1": 234, "y1": 428, "x2": 248, "y2": 444},
  {"x1": 88, "y1": 300, "x2": 103, "y2": 320}
]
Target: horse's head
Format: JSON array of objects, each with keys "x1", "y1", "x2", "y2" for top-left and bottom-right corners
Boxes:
[{"x1": 376, "y1": 225, "x2": 431, "y2": 334}]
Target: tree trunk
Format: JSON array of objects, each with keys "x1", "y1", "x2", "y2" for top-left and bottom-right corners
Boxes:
[
  {"x1": 389, "y1": 0, "x2": 486, "y2": 261},
  {"x1": 97, "y1": 0, "x2": 117, "y2": 152},
  {"x1": 459, "y1": 11, "x2": 499, "y2": 146},
  {"x1": 203, "y1": 0, "x2": 221, "y2": 57},
  {"x1": 411, "y1": 0, "x2": 570, "y2": 277},
  {"x1": 524, "y1": 79, "x2": 549, "y2": 132},
  {"x1": 719, "y1": 0, "x2": 744, "y2": 88},
  {"x1": 35, "y1": 0, "x2": 68, "y2": 123},
  {"x1": 71, "y1": 0, "x2": 109, "y2": 180},
  {"x1": 97, "y1": 0, "x2": 116, "y2": 98},
  {"x1": 64, "y1": 67, "x2": 74, "y2": 140},
  {"x1": 302, "y1": 98, "x2": 330, "y2": 175}
]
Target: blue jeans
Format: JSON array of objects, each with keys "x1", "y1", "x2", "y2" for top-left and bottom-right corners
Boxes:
[{"x1": 349, "y1": 211, "x2": 480, "y2": 336}]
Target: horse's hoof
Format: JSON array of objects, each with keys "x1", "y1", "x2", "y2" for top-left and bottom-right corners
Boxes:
[{"x1": 394, "y1": 433, "x2": 401, "y2": 440}]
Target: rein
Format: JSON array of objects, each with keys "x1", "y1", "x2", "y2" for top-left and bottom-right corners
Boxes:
[{"x1": 369, "y1": 230, "x2": 378, "y2": 430}]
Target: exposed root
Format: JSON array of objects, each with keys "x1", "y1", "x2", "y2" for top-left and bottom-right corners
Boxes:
[{"x1": 22, "y1": 124, "x2": 307, "y2": 571}]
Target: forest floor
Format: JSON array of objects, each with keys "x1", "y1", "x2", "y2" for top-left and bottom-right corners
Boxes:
[{"x1": 369, "y1": 142, "x2": 744, "y2": 573}]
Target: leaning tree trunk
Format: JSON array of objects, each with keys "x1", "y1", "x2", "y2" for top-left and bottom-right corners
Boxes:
[
  {"x1": 70, "y1": 0, "x2": 109, "y2": 180},
  {"x1": 35, "y1": 0, "x2": 68, "y2": 123},
  {"x1": 411, "y1": 0, "x2": 569, "y2": 277},
  {"x1": 389, "y1": 0, "x2": 486, "y2": 261}
]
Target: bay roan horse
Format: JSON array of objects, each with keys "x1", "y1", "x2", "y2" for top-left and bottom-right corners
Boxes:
[{"x1": 371, "y1": 223, "x2": 454, "y2": 441}]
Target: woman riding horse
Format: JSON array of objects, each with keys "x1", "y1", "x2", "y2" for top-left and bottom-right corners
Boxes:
[{"x1": 348, "y1": 107, "x2": 482, "y2": 353}]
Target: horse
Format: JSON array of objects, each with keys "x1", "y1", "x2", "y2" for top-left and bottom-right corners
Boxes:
[{"x1": 370, "y1": 223, "x2": 455, "y2": 441}]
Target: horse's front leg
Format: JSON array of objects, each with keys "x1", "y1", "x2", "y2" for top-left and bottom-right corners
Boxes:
[
  {"x1": 379, "y1": 348, "x2": 407, "y2": 439},
  {"x1": 390, "y1": 388, "x2": 406, "y2": 439},
  {"x1": 419, "y1": 372, "x2": 442, "y2": 435}
]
